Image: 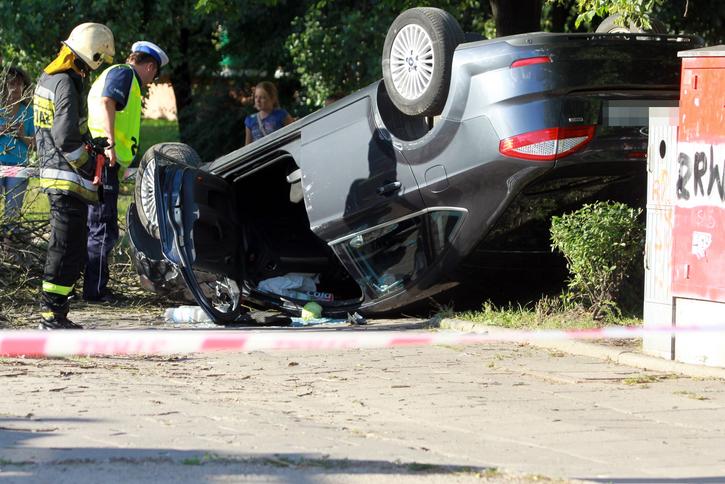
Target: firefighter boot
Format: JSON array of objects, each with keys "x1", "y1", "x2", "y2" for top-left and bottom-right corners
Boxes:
[
  {"x1": 39, "y1": 294, "x2": 82, "y2": 330},
  {"x1": 39, "y1": 311, "x2": 83, "y2": 330}
]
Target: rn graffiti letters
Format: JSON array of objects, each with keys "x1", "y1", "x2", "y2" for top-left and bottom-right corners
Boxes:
[{"x1": 677, "y1": 145, "x2": 725, "y2": 202}]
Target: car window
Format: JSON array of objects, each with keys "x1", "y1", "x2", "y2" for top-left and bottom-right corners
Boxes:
[{"x1": 333, "y1": 209, "x2": 464, "y2": 298}]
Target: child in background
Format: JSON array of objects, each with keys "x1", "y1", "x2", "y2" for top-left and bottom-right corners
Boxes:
[{"x1": 244, "y1": 81, "x2": 293, "y2": 145}]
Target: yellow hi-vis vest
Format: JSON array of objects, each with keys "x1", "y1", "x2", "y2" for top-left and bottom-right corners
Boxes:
[{"x1": 87, "y1": 64, "x2": 142, "y2": 169}]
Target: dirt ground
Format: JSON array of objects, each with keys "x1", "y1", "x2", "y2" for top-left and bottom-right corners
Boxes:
[
  {"x1": 2, "y1": 300, "x2": 169, "y2": 330},
  {"x1": 1, "y1": 306, "x2": 558, "y2": 483}
]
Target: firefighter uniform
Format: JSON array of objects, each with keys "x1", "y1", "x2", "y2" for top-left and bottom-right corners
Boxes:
[
  {"x1": 34, "y1": 63, "x2": 98, "y2": 326},
  {"x1": 33, "y1": 22, "x2": 115, "y2": 329}
]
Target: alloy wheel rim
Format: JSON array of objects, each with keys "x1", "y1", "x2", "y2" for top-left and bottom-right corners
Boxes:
[
  {"x1": 140, "y1": 158, "x2": 158, "y2": 233},
  {"x1": 389, "y1": 23, "x2": 434, "y2": 100}
]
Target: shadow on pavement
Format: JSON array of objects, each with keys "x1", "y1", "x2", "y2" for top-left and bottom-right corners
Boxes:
[
  {"x1": 0, "y1": 416, "x2": 494, "y2": 480},
  {"x1": 585, "y1": 479, "x2": 725, "y2": 484}
]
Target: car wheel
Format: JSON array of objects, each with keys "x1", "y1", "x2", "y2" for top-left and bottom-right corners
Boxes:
[
  {"x1": 134, "y1": 142, "x2": 202, "y2": 239},
  {"x1": 595, "y1": 14, "x2": 667, "y2": 34},
  {"x1": 382, "y1": 7, "x2": 465, "y2": 117}
]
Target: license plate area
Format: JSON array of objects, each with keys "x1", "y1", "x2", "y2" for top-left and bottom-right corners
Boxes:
[{"x1": 603, "y1": 100, "x2": 678, "y2": 127}]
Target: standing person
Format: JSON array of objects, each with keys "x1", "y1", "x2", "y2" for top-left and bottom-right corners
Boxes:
[
  {"x1": 84, "y1": 41, "x2": 168, "y2": 303},
  {"x1": 34, "y1": 23, "x2": 115, "y2": 329},
  {"x1": 0, "y1": 67, "x2": 34, "y2": 232},
  {"x1": 244, "y1": 81, "x2": 293, "y2": 145}
]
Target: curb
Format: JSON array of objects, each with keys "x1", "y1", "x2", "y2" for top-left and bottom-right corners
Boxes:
[{"x1": 438, "y1": 318, "x2": 725, "y2": 380}]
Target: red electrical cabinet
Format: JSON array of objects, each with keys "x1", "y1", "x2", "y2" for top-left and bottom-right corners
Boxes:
[{"x1": 671, "y1": 46, "x2": 725, "y2": 302}]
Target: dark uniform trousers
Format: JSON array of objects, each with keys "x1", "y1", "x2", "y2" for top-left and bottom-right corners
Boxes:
[
  {"x1": 83, "y1": 163, "x2": 120, "y2": 300},
  {"x1": 42, "y1": 193, "x2": 88, "y2": 315}
]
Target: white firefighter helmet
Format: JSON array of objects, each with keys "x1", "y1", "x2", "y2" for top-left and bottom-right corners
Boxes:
[{"x1": 63, "y1": 23, "x2": 115, "y2": 70}]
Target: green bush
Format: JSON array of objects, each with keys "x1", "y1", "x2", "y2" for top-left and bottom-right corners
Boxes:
[{"x1": 550, "y1": 201, "x2": 644, "y2": 319}]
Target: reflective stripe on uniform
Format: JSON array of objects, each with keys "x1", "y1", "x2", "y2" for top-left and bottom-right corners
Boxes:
[
  {"x1": 40, "y1": 167, "x2": 97, "y2": 192},
  {"x1": 62, "y1": 145, "x2": 85, "y2": 162},
  {"x1": 38, "y1": 177, "x2": 98, "y2": 202},
  {"x1": 35, "y1": 85, "x2": 55, "y2": 101},
  {"x1": 42, "y1": 281, "x2": 74, "y2": 296}
]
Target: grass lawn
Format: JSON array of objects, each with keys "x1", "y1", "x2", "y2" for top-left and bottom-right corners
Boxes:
[
  {"x1": 136, "y1": 118, "x2": 180, "y2": 157},
  {"x1": 19, "y1": 118, "x2": 179, "y2": 221},
  {"x1": 450, "y1": 299, "x2": 642, "y2": 330}
]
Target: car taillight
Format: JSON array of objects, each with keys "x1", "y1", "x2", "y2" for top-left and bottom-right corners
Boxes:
[
  {"x1": 510, "y1": 56, "x2": 552, "y2": 68},
  {"x1": 499, "y1": 126, "x2": 596, "y2": 161}
]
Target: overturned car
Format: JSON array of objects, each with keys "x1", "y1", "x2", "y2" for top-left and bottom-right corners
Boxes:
[{"x1": 128, "y1": 8, "x2": 701, "y2": 323}]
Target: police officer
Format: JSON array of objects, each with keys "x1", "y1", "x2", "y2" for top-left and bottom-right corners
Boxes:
[
  {"x1": 34, "y1": 23, "x2": 115, "y2": 329},
  {"x1": 83, "y1": 41, "x2": 168, "y2": 302}
]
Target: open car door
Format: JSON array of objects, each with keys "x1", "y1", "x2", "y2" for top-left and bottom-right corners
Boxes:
[{"x1": 155, "y1": 164, "x2": 243, "y2": 323}]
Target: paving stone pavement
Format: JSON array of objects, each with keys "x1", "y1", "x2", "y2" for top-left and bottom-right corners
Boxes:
[{"x1": 1, "y1": 315, "x2": 725, "y2": 483}]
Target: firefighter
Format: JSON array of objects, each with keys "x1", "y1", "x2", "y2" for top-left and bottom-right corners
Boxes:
[
  {"x1": 84, "y1": 41, "x2": 168, "y2": 302},
  {"x1": 34, "y1": 23, "x2": 115, "y2": 329}
]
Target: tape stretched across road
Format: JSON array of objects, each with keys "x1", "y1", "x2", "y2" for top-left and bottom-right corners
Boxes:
[
  {"x1": 0, "y1": 166, "x2": 136, "y2": 180},
  {"x1": 1, "y1": 325, "x2": 724, "y2": 358},
  {"x1": 0, "y1": 166, "x2": 37, "y2": 178}
]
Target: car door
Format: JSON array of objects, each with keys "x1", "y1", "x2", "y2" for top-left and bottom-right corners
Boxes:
[
  {"x1": 298, "y1": 91, "x2": 433, "y2": 300},
  {"x1": 299, "y1": 94, "x2": 426, "y2": 243},
  {"x1": 155, "y1": 163, "x2": 244, "y2": 323}
]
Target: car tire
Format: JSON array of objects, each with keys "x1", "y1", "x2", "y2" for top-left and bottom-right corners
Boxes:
[
  {"x1": 134, "y1": 142, "x2": 202, "y2": 239},
  {"x1": 595, "y1": 14, "x2": 667, "y2": 34},
  {"x1": 382, "y1": 7, "x2": 465, "y2": 117}
]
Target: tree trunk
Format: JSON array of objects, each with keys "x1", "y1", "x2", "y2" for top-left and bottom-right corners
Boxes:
[
  {"x1": 549, "y1": 0, "x2": 571, "y2": 32},
  {"x1": 490, "y1": 0, "x2": 543, "y2": 37}
]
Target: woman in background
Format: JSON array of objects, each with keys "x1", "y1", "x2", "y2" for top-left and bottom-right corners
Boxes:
[
  {"x1": 244, "y1": 81, "x2": 293, "y2": 145},
  {"x1": 0, "y1": 67, "x2": 34, "y2": 230}
]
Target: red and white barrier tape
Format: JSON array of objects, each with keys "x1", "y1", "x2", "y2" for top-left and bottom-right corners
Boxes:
[
  {"x1": 0, "y1": 166, "x2": 37, "y2": 178},
  {"x1": 0, "y1": 166, "x2": 135, "y2": 180},
  {"x1": 1, "y1": 325, "x2": 724, "y2": 358}
]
